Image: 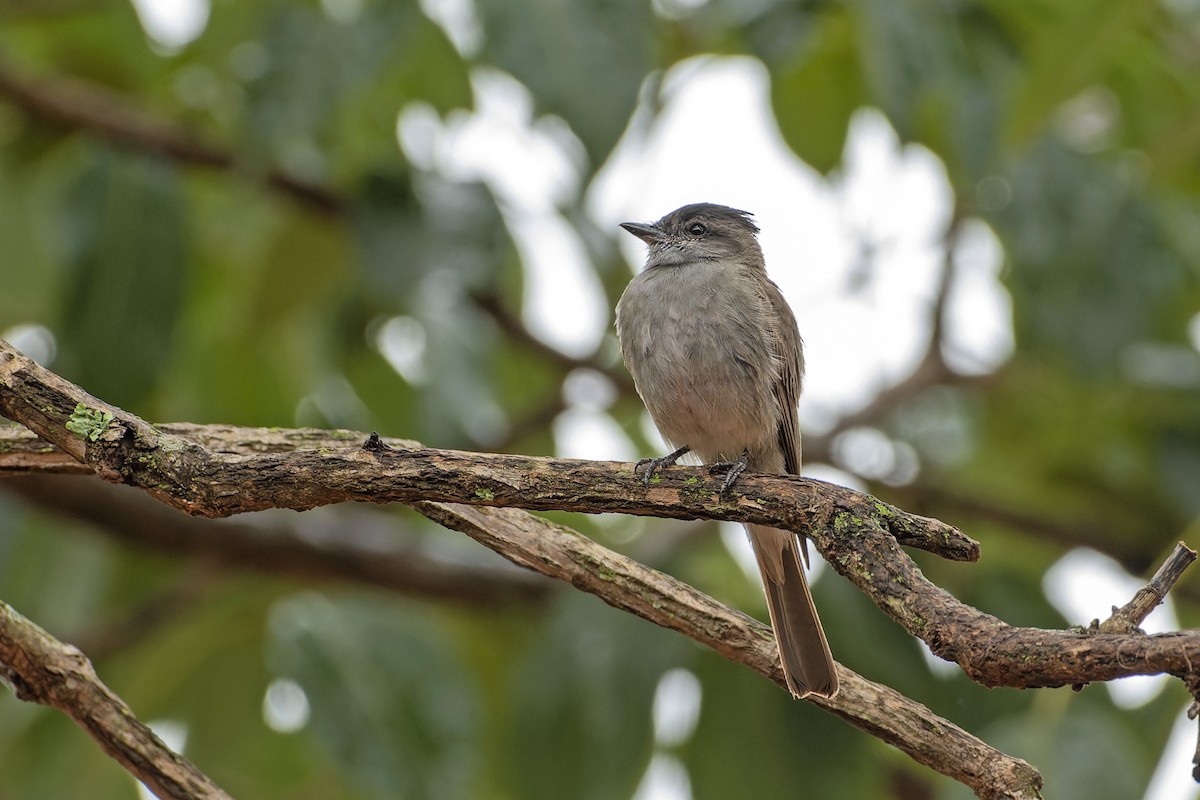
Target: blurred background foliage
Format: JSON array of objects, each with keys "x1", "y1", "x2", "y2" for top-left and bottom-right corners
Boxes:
[{"x1": 1, "y1": 0, "x2": 1199, "y2": 798}]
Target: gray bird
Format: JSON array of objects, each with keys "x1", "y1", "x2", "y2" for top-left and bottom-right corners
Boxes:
[{"x1": 616, "y1": 202, "x2": 838, "y2": 698}]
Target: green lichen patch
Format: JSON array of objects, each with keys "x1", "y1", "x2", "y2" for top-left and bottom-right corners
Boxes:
[
  {"x1": 65, "y1": 403, "x2": 113, "y2": 442},
  {"x1": 474, "y1": 487, "x2": 495, "y2": 501},
  {"x1": 831, "y1": 510, "x2": 861, "y2": 535},
  {"x1": 596, "y1": 565, "x2": 619, "y2": 582}
]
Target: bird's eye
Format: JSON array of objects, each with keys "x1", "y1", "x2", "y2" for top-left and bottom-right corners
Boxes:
[{"x1": 687, "y1": 222, "x2": 707, "y2": 236}]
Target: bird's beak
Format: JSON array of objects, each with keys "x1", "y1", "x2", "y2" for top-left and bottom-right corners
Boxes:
[{"x1": 620, "y1": 222, "x2": 665, "y2": 244}]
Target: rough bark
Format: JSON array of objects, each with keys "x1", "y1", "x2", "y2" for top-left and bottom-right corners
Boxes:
[
  {"x1": 0, "y1": 600, "x2": 232, "y2": 800},
  {"x1": 10, "y1": 332, "x2": 1198, "y2": 799}
]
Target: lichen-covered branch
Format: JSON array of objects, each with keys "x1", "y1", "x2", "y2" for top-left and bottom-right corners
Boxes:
[
  {"x1": 0, "y1": 341, "x2": 1056, "y2": 797},
  {"x1": 2, "y1": 337, "x2": 1197, "y2": 692},
  {"x1": 0, "y1": 356, "x2": 975, "y2": 558},
  {"x1": 414, "y1": 500, "x2": 1043, "y2": 799}
]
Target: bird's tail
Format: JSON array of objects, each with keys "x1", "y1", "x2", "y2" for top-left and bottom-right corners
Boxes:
[{"x1": 747, "y1": 524, "x2": 838, "y2": 698}]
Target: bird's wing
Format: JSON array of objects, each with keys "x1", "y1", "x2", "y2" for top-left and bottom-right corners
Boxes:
[{"x1": 762, "y1": 278, "x2": 804, "y2": 476}]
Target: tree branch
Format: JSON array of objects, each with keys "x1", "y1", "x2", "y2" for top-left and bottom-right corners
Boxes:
[
  {"x1": 0, "y1": 60, "x2": 342, "y2": 216},
  {"x1": 1099, "y1": 543, "x2": 1197, "y2": 634},
  {"x1": 3, "y1": 474, "x2": 551, "y2": 609},
  {"x1": 0, "y1": 448, "x2": 1038, "y2": 799},
  {"x1": 469, "y1": 289, "x2": 637, "y2": 395},
  {"x1": 0, "y1": 598, "x2": 231, "y2": 800},
  {"x1": 1, "y1": 339, "x2": 1195, "y2": 692},
  {"x1": 412, "y1": 500, "x2": 1041, "y2": 798},
  {"x1": 0, "y1": 342, "x2": 1055, "y2": 797},
  {"x1": 802, "y1": 205, "x2": 992, "y2": 465}
]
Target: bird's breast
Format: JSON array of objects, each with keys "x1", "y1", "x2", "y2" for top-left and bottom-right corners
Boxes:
[{"x1": 616, "y1": 264, "x2": 781, "y2": 462}]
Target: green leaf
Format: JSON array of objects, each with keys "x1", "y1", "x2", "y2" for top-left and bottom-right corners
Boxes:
[
  {"x1": 772, "y1": 12, "x2": 865, "y2": 174},
  {"x1": 995, "y1": 139, "x2": 1190, "y2": 374},
  {"x1": 685, "y1": 640, "x2": 881, "y2": 800},
  {"x1": 853, "y1": 0, "x2": 957, "y2": 140},
  {"x1": 56, "y1": 149, "x2": 187, "y2": 409},
  {"x1": 394, "y1": 18, "x2": 473, "y2": 116},
  {"x1": 997, "y1": 0, "x2": 1144, "y2": 149},
  {"x1": 254, "y1": 214, "x2": 350, "y2": 325},
  {"x1": 474, "y1": 0, "x2": 653, "y2": 165},
  {"x1": 500, "y1": 595, "x2": 687, "y2": 800},
  {"x1": 351, "y1": 172, "x2": 511, "y2": 298},
  {"x1": 0, "y1": 156, "x2": 59, "y2": 326},
  {"x1": 268, "y1": 593, "x2": 481, "y2": 800},
  {"x1": 243, "y1": 3, "x2": 469, "y2": 162}
]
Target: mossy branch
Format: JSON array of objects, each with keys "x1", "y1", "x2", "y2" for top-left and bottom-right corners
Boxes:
[{"x1": 9, "y1": 336, "x2": 1197, "y2": 799}]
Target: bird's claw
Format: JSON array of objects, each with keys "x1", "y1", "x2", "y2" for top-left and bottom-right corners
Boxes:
[
  {"x1": 709, "y1": 452, "x2": 750, "y2": 495},
  {"x1": 634, "y1": 445, "x2": 691, "y2": 487},
  {"x1": 635, "y1": 456, "x2": 670, "y2": 487}
]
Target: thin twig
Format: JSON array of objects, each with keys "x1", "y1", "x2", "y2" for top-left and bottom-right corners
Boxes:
[
  {"x1": 803, "y1": 208, "x2": 992, "y2": 464},
  {"x1": 1099, "y1": 542, "x2": 1197, "y2": 633},
  {"x1": 469, "y1": 290, "x2": 636, "y2": 394}
]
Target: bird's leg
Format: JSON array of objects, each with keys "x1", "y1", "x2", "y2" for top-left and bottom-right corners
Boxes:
[
  {"x1": 709, "y1": 450, "x2": 750, "y2": 495},
  {"x1": 635, "y1": 445, "x2": 691, "y2": 487}
]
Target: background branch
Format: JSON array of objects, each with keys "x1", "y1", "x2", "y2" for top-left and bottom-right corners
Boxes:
[
  {"x1": 0, "y1": 598, "x2": 231, "y2": 800},
  {"x1": 3, "y1": 474, "x2": 551, "y2": 609},
  {"x1": 0, "y1": 60, "x2": 342, "y2": 216}
]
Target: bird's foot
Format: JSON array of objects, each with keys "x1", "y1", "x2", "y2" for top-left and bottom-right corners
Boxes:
[
  {"x1": 635, "y1": 445, "x2": 691, "y2": 487},
  {"x1": 708, "y1": 451, "x2": 750, "y2": 495}
]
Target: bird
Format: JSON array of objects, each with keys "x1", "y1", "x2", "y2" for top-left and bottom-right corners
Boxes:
[{"x1": 615, "y1": 202, "x2": 838, "y2": 698}]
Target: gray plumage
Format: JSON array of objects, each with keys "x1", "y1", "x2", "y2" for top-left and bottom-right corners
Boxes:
[{"x1": 616, "y1": 202, "x2": 838, "y2": 699}]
